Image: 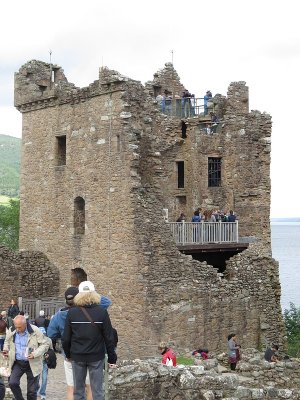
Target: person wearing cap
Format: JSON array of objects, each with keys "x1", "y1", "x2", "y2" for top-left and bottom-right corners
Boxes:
[
  {"x1": 63, "y1": 281, "x2": 117, "y2": 400},
  {"x1": 70, "y1": 267, "x2": 112, "y2": 309},
  {"x1": 34, "y1": 310, "x2": 50, "y2": 333},
  {"x1": 48, "y1": 286, "x2": 94, "y2": 400}
]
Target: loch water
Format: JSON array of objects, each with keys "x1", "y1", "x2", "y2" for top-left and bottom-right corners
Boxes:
[{"x1": 271, "y1": 222, "x2": 300, "y2": 311}]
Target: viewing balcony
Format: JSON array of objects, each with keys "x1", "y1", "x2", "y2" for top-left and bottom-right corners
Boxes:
[{"x1": 168, "y1": 221, "x2": 239, "y2": 246}]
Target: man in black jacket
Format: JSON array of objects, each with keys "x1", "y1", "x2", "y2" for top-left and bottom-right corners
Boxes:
[{"x1": 62, "y1": 281, "x2": 117, "y2": 400}]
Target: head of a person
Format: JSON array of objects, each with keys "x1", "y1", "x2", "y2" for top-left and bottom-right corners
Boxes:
[
  {"x1": 74, "y1": 281, "x2": 100, "y2": 306},
  {"x1": 39, "y1": 310, "x2": 45, "y2": 317},
  {"x1": 1, "y1": 311, "x2": 6, "y2": 317},
  {"x1": 228, "y1": 333, "x2": 236, "y2": 341},
  {"x1": 11, "y1": 299, "x2": 16, "y2": 305},
  {"x1": 65, "y1": 286, "x2": 79, "y2": 306},
  {"x1": 229, "y1": 210, "x2": 234, "y2": 215},
  {"x1": 14, "y1": 315, "x2": 27, "y2": 333},
  {"x1": 194, "y1": 211, "x2": 199, "y2": 216},
  {"x1": 19, "y1": 311, "x2": 25, "y2": 316},
  {"x1": 71, "y1": 267, "x2": 88, "y2": 287},
  {"x1": 158, "y1": 341, "x2": 168, "y2": 354}
]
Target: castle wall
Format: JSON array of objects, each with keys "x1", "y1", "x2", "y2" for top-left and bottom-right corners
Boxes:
[
  {"x1": 0, "y1": 245, "x2": 59, "y2": 311},
  {"x1": 15, "y1": 60, "x2": 282, "y2": 357}
]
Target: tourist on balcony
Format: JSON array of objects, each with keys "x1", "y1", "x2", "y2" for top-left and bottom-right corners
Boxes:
[
  {"x1": 192, "y1": 210, "x2": 201, "y2": 223},
  {"x1": 182, "y1": 89, "x2": 192, "y2": 118},
  {"x1": 204, "y1": 90, "x2": 212, "y2": 115},
  {"x1": 176, "y1": 213, "x2": 186, "y2": 222},
  {"x1": 227, "y1": 333, "x2": 241, "y2": 371},
  {"x1": 227, "y1": 210, "x2": 236, "y2": 222},
  {"x1": 192, "y1": 211, "x2": 201, "y2": 242}
]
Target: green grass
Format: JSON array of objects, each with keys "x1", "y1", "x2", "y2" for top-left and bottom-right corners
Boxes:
[{"x1": 176, "y1": 356, "x2": 195, "y2": 365}]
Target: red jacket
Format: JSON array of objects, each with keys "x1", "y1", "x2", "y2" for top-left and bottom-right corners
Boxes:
[{"x1": 161, "y1": 348, "x2": 177, "y2": 367}]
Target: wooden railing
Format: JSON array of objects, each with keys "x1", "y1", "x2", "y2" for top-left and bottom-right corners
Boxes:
[
  {"x1": 18, "y1": 297, "x2": 65, "y2": 319},
  {"x1": 168, "y1": 221, "x2": 239, "y2": 245}
]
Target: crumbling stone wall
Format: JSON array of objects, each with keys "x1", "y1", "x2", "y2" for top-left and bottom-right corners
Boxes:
[
  {"x1": 0, "y1": 245, "x2": 59, "y2": 311},
  {"x1": 106, "y1": 355, "x2": 300, "y2": 400},
  {"x1": 15, "y1": 60, "x2": 281, "y2": 358}
]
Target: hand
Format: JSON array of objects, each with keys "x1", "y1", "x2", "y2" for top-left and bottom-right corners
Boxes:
[
  {"x1": 27, "y1": 353, "x2": 34, "y2": 359},
  {"x1": 2, "y1": 350, "x2": 8, "y2": 359},
  {"x1": 108, "y1": 363, "x2": 117, "y2": 369}
]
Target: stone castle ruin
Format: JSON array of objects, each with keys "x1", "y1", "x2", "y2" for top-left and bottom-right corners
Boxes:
[{"x1": 13, "y1": 60, "x2": 284, "y2": 357}]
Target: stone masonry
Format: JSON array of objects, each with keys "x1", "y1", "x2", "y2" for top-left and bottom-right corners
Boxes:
[
  {"x1": 0, "y1": 245, "x2": 59, "y2": 311},
  {"x1": 14, "y1": 60, "x2": 282, "y2": 358}
]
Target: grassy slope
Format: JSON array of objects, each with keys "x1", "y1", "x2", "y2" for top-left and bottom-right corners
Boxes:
[{"x1": 0, "y1": 134, "x2": 21, "y2": 197}]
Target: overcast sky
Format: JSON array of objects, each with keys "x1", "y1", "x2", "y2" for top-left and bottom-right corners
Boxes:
[{"x1": 0, "y1": 0, "x2": 298, "y2": 218}]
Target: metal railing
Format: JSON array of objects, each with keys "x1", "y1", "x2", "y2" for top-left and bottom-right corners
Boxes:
[
  {"x1": 168, "y1": 221, "x2": 239, "y2": 245},
  {"x1": 155, "y1": 97, "x2": 215, "y2": 118}
]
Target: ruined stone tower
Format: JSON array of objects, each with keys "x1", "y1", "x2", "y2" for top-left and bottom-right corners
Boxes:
[{"x1": 15, "y1": 60, "x2": 284, "y2": 356}]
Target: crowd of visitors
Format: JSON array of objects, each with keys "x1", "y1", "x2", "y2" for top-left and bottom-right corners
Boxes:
[
  {"x1": 155, "y1": 89, "x2": 215, "y2": 119},
  {"x1": 176, "y1": 208, "x2": 237, "y2": 223},
  {"x1": 0, "y1": 267, "x2": 117, "y2": 400}
]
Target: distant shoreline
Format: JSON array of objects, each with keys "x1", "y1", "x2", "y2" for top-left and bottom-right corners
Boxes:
[{"x1": 271, "y1": 218, "x2": 300, "y2": 222}]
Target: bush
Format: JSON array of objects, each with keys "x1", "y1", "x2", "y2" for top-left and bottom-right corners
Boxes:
[
  {"x1": 283, "y1": 302, "x2": 300, "y2": 357},
  {"x1": 0, "y1": 198, "x2": 20, "y2": 250}
]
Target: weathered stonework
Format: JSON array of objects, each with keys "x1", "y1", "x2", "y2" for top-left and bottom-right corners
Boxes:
[
  {"x1": 0, "y1": 245, "x2": 59, "y2": 311},
  {"x1": 15, "y1": 60, "x2": 282, "y2": 358},
  {"x1": 105, "y1": 351, "x2": 300, "y2": 399}
]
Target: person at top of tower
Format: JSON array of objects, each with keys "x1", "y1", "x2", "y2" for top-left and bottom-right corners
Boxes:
[{"x1": 204, "y1": 90, "x2": 212, "y2": 115}]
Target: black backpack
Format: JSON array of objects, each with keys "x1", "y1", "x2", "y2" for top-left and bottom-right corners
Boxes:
[{"x1": 45, "y1": 348, "x2": 57, "y2": 369}]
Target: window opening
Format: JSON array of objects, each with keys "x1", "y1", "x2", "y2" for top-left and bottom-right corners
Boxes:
[
  {"x1": 177, "y1": 161, "x2": 185, "y2": 188},
  {"x1": 181, "y1": 121, "x2": 187, "y2": 138},
  {"x1": 56, "y1": 135, "x2": 66, "y2": 166},
  {"x1": 74, "y1": 197, "x2": 85, "y2": 235},
  {"x1": 208, "y1": 157, "x2": 221, "y2": 187}
]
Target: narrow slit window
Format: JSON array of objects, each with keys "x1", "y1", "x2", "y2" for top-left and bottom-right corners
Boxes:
[
  {"x1": 208, "y1": 157, "x2": 221, "y2": 187},
  {"x1": 56, "y1": 135, "x2": 66, "y2": 166},
  {"x1": 177, "y1": 161, "x2": 185, "y2": 188},
  {"x1": 74, "y1": 197, "x2": 85, "y2": 235}
]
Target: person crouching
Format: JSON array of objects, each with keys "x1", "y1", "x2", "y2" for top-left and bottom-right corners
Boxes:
[{"x1": 158, "y1": 342, "x2": 177, "y2": 367}]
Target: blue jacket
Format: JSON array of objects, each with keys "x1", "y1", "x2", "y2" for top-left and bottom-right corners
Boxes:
[{"x1": 47, "y1": 295, "x2": 111, "y2": 339}]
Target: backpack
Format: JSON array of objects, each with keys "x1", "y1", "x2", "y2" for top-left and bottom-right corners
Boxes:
[
  {"x1": 44, "y1": 348, "x2": 57, "y2": 369},
  {"x1": 0, "y1": 319, "x2": 7, "y2": 333}
]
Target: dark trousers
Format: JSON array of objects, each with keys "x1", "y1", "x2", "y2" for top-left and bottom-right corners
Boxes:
[
  {"x1": 0, "y1": 377, "x2": 5, "y2": 400},
  {"x1": 9, "y1": 360, "x2": 39, "y2": 400}
]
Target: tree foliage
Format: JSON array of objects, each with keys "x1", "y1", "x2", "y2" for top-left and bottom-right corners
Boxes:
[
  {"x1": 0, "y1": 198, "x2": 20, "y2": 250},
  {"x1": 283, "y1": 302, "x2": 300, "y2": 357}
]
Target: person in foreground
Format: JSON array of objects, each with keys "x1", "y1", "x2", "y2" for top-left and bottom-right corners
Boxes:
[
  {"x1": 62, "y1": 281, "x2": 117, "y2": 400},
  {"x1": 3, "y1": 315, "x2": 49, "y2": 400},
  {"x1": 158, "y1": 342, "x2": 177, "y2": 366}
]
